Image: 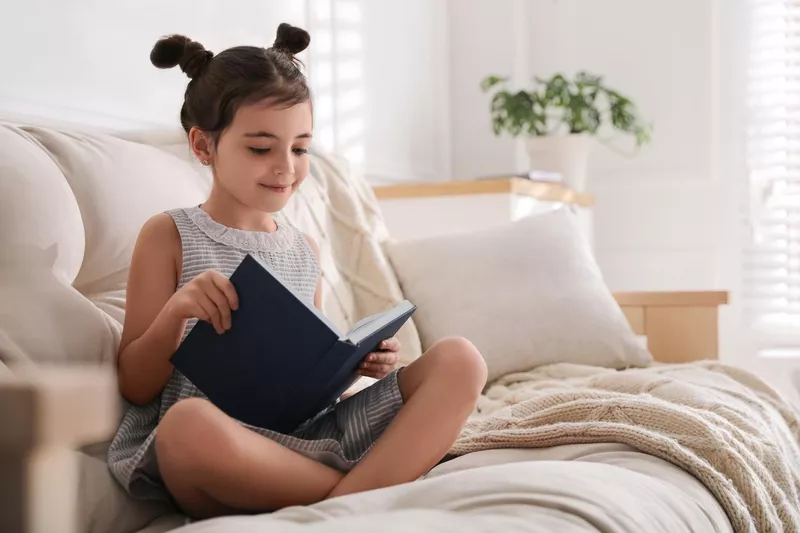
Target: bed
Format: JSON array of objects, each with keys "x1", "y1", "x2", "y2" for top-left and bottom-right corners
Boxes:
[{"x1": 1, "y1": 118, "x2": 798, "y2": 533}]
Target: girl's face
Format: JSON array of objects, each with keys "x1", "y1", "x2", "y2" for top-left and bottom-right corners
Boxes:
[{"x1": 196, "y1": 99, "x2": 313, "y2": 214}]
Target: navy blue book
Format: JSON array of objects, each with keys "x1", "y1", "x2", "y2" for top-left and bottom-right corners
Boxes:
[{"x1": 170, "y1": 253, "x2": 416, "y2": 434}]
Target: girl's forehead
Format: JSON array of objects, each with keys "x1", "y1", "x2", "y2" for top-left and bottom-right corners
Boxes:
[{"x1": 230, "y1": 100, "x2": 313, "y2": 137}]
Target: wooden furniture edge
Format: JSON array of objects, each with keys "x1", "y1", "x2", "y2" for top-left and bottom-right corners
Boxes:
[
  {"x1": 612, "y1": 291, "x2": 729, "y2": 364},
  {"x1": 372, "y1": 177, "x2": 595, "y2": 207},
  {"x1": 613, "y1": 290, "x2": 728, "y2": 307},
  {"x1": 0, "y1": 366, "x2": 117, "y2": 533}
]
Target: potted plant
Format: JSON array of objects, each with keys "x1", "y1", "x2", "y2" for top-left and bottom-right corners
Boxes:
[{"x1": 481, "y1": 71, "x2": 652, "y2": 191}]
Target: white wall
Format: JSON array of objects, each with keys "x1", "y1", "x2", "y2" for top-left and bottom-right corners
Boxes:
[
  {"x1": 541, "y1": 0, "x2": 724, "y2": 291},
  {"x1": 360, "y1": 0, "x2": 451, "y2": 183},
  {"x1": 449, "y1": 0, "x2": 524, "y2": 179},
  {"x1": 0, "y1": 0, "x2": 307, "y2": 130},
  {"x1": 0, "y1": 0, "x2": 450, "y2": 183},
  {"x1": 449, "y1": 0, "x2": 726, "y2": 290}
]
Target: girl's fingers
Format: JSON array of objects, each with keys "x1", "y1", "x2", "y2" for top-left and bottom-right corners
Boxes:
[
  {"x1": 380, "y1": 337, "x2": 401, "y2": 352},
  {"x1": 195, "y1": 293, "x2": 224, "y2": 334},
  {"x1": 366, "y1": 351, "x2": 397, "y2": 365},
  {"x1": 360, "y1": 362, "x2": 392, "y2": 374},
  {"x1": 210, "y1": 273, "x2": 239, "y2": 311},
  {"x1": 203, "y1": 281, "x2": 233, "y2": 331}
]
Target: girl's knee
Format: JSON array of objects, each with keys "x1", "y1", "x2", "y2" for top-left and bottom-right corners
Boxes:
[
  {"x1": 159, "y1": 398, "x2": 214, "y2": 437},
  {"x1": 155, "y1": 398, "x2": 235, "y2": 517},
  {"x1": 429, "y1": 336, "x2": 488, "y2": 393},
  {"x1": 156, "y1": 397, "x2": 233, "y2": 470}
]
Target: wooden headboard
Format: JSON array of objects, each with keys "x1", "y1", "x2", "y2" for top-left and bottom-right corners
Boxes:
[{"x1": 613, "y1": 291, "x2": 728, "y2": 364}]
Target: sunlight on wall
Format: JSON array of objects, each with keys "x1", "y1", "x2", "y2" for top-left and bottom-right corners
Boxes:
[{"x1": 307, "y1": 0, "x2": 365, "y2": 168}]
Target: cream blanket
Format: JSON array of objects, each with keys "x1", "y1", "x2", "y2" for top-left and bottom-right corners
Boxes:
[{"x1": 450, "y1": 361, "x2": 800, "y2": 533}]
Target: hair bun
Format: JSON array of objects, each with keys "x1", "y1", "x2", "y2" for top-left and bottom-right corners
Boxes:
[
  {"x1": 150, "y1": 34, "x2": 213, "y2": 79},
  {"x1": 273, "y1": 23, "x2": 310, "y2": 55}
]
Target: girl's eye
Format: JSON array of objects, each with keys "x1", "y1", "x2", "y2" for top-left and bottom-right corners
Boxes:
[
  {"x1": 293, "y1": 148, "x2": 309, "y2": 155},
  {"x1": 249, "y1": 147, "x2": 270, "y2": 155}
]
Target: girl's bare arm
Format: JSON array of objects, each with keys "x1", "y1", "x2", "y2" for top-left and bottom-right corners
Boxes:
[{"x1": 117, "y1": 214, "x2": 186, "y2": 405}]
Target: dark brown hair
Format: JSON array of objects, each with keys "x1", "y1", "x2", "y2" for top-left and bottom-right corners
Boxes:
[{"x1": 150, "y1": 23, "x2": 311, "y2": 145}]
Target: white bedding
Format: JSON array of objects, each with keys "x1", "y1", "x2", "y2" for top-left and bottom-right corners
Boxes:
[{"x1": 164, "y1": 443, "x2": 732, "y2": 533}]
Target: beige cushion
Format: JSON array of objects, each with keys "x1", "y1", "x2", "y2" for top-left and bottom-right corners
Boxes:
[
  {"x1": 0, "y1": 257, "x2": 120, "y2": 366},
  {"x1": 385, "y1": 208, "x2": 653, "y2": 383},
  {"x1": 0, "y1": 125, "x2": 211, "y2": 366},
  {"x1": 0, "y1": 125, "x2": 85, "y2": 284},
  {"x1": 27, "y1": 127, "x2": 211, "y2": 324},
  {"x1": 0, "y1": 127, "x2": 117, "y2": 367}
]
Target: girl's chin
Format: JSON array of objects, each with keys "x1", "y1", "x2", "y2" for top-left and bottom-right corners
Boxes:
[
  {"x1": 226, "y1": 186, "x2": 296, "y2": 215},
  {"x1": 245, "y1": 196, "x2": 292, "y2": 215}
]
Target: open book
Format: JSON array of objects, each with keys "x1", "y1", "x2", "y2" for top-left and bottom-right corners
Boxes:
[{"x1": 170, "y1": 254, "x2": 416, "y2": 434}]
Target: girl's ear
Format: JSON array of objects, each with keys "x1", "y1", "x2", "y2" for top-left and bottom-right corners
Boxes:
[{"x1": 188, "y1": 127, "x2": 214, "y2": 165}]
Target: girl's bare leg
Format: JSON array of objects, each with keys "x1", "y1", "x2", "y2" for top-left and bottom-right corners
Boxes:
[
  {"x1": 327, "y1": 336, "x2": 487, "y2": 499},
  {"x1": 155, "y1": 397, "x2": 344, "y2": 520}
]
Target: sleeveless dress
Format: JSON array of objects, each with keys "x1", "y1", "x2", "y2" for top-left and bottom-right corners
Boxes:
[{"x1": 107, "y1": 206, "x2": 405, "y2": 502}]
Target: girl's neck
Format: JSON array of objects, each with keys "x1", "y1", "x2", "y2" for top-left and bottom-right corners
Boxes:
[{"x1": 200, "y1": 186, "x2": 278, "y2": 233}]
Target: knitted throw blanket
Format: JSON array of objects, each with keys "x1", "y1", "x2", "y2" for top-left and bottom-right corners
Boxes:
[{"x1": 450, "y1": 361, "x2": 800, "y2": 533}]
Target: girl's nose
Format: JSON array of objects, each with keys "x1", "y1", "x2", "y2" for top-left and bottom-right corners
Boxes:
[{"x1": 273, "y1": 151, "x2": 294, "y2": 175}]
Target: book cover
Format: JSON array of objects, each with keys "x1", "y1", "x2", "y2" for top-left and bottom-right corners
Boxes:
[{"x1": 170, "y1": 254, "x2": 416, "y2": 434}]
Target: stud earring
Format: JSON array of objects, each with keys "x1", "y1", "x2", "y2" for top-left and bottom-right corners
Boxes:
[{"x1": 202, "y1": 160, "x2": 210, "y2": 166}]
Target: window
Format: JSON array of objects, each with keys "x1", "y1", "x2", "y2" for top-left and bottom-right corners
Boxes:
[
  {"x1": 306, "y1": 0, "x2": 365, "y2": 165},
  {"x1": 745, "y1": 0, "x2": 800, "y2": 356}
]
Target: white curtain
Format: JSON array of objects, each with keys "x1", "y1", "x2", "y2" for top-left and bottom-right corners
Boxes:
[{"x1": 745, "y1": 0, "x2": 800, "y2": 356}]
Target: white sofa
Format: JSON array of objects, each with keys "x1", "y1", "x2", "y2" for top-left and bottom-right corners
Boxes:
[{"x1": 4, "y1": 121, "x2": 795, "y2": 533}]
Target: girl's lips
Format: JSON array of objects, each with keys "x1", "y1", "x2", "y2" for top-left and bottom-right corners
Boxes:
[{"x1": 260, "y1": 184, "x2": 290, "y2": 192}]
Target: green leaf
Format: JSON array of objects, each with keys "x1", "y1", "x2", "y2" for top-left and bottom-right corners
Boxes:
[
  {"x1": 480, "y1": 70, "x2": 651, "y2": 145},
  {"x1": 481, "y1": 75, "x2": 509, "y2": 92}
]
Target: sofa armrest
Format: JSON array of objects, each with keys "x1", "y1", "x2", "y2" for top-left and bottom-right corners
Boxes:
[{"x1": 0, "y1": 366, "x2": 117, "y2": 533}]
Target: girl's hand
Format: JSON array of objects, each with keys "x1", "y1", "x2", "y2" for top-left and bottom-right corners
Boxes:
[
  {"x1": 165, "y1": 270, "x2": 239, "y2": 335},
  {"x1": 358, "y1": 337, "x2": 400, "y2": 379}
]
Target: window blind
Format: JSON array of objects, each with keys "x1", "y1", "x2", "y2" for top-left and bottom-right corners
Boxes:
[
  {"x1": 745, "y1": 0, "x2": 800, "y2": 355},
  {"x1": 307, "y1": 0, "x2": 365, "y2": 163}
]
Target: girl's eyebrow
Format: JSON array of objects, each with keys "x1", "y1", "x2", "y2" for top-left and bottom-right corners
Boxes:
[{"x1": 243, "y1": 131, "x2": 313, "y2": 139}]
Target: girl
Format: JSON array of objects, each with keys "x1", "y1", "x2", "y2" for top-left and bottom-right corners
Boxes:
[{"x1": 107, "y1": 23, "x2": 487, "y2": 520}]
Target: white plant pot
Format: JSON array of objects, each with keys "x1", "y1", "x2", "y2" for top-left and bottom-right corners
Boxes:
[{"x1": 524, "y1": 134, "x2": 596, "y2": 191}]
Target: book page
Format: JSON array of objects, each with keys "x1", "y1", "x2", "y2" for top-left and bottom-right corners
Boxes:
[
  {"x1": 345, "y1": 312, "x2": 383, "y2": 339},
  {"x1": 343, "y1": 300, "x2": 415, "y2": 345}
]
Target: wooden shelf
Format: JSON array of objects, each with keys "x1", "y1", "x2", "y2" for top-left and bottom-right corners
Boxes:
[
  {"x1": 372, "y1": 177, "x2": 595, "y2": 207},
  {"x1": 613, "y1": 291, "x2": 729, "y2": 307}
]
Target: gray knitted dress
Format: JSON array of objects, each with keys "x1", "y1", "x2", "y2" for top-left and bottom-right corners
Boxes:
[{"x1": 107, "y1": 206, "x2": 404, "y2": 502}]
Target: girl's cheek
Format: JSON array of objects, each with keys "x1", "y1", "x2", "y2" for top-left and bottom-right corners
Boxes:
[{"x1": 294, "y1": 173, "x2": 308, "y2": 189}]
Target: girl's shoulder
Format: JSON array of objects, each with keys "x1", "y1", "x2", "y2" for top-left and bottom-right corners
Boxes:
[
  {"x1": 129, "y1": 212, "x2": 182, "y2": 283},
  {"x1": 136, "y1": 212, "x2": 182, "y2": 253}
]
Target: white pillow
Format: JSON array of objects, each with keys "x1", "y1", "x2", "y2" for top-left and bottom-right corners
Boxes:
[{"x1": 384, "y1": 207, "x2": 653, "y2": 382}]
